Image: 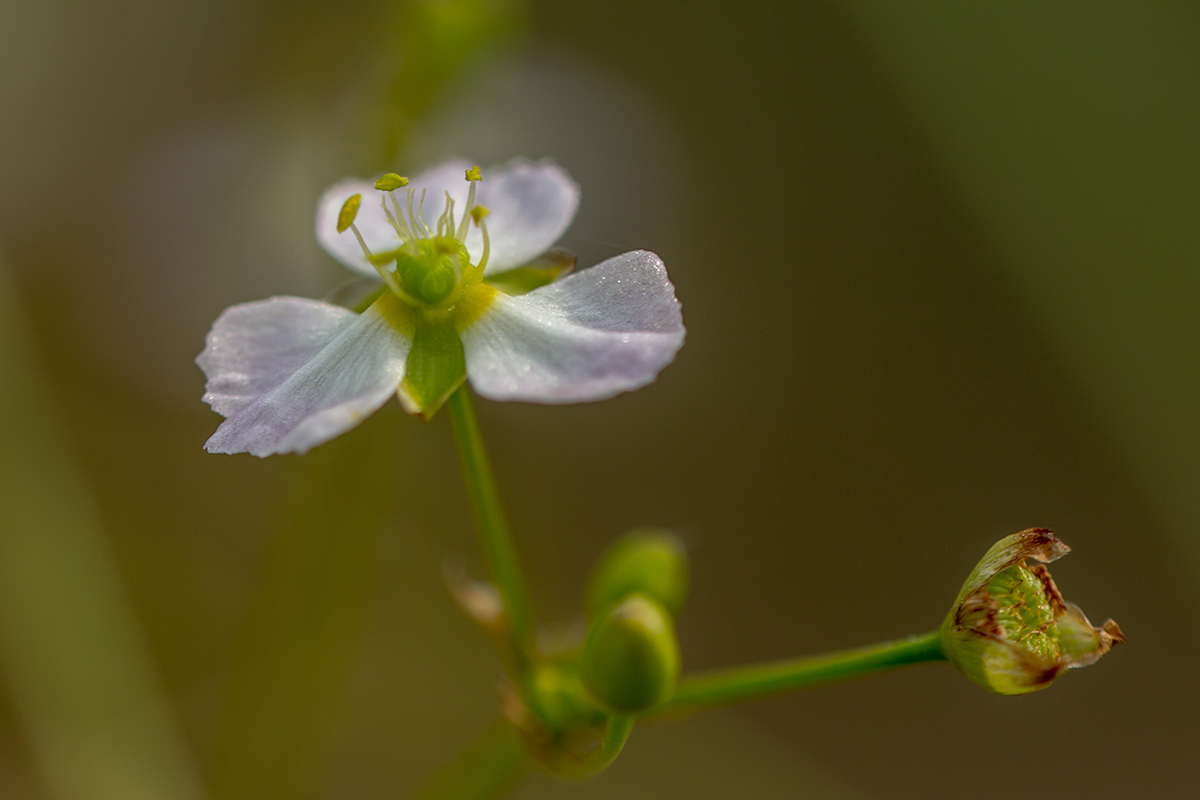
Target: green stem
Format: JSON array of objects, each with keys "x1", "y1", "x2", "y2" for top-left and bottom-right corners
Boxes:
[
  {"x1": 552, "y1": 715, "x2": 634, "y2": 780},
  {"x1": 415, "y1": 720, "x2": 528, "y2": 800},
  {"x1": 582, "y1": 715, "x2": 634, "y2": 775},
  {"x1": 447, "y1": 386, "x2": 536, "y2": 684},
  {"x1": 653, "y1": 631, "x2": 945, "y2": 717}
]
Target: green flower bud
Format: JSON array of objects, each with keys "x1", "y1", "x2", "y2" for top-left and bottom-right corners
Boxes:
[
  {"x1": 939, "y1": 528, "x2": 1124, "y2": 695},
  {"x1": 586, "y1": 528, "x2": 688, "y2": 619},
  {"x1": 580, "y1": 594, "x2": 681, "y2": 714}
]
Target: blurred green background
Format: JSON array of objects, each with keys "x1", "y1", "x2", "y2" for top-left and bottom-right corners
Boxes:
[{"x1": 1, "y1": 1, "x2": 1196, "y2": 797}]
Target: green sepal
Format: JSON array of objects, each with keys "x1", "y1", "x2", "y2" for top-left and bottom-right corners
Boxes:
[
  {"x1": 485, "y1": 248, "x2": 577, "y2": 296},
  {"x1": 401, "y1": 311, "x2": 467, "y2": 420}
]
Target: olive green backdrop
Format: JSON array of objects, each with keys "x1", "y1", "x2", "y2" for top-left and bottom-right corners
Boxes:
[{"x1": 1, "y1": 1, "x2": 1194, "y2": 798}]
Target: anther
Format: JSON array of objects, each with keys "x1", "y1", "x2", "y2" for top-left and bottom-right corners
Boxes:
[
  {"x1": 337, "y1": 194, "x2": 362, "y2": 233},
  {"x1": 457, "y1": 169, "x2": 482, "y2": 241},
  {"x1": 337, "y1": 193, "x2": 386, "y2": 276},
  {"x1": 375, "y1": 173, "x2": 409, "y2": 191}
]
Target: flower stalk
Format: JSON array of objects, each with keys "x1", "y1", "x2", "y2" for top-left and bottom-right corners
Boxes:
[
  {"x1": 447, "y1": 385, "x2": 536, "y2": 686},
  {"x1": 650, "y1": 632, "x2": 945, "y2": 717}
]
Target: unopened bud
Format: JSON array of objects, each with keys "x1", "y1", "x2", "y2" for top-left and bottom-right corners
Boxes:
[
  {"x1": 939, "y1": 528, "x2": 1124, "y2": 695},
  {"x1": 587, "y1": 528, "x2": 688, "y2": 619},
  {"x1": 580, "y1": 594, "x2": 680, "y2": 714}
]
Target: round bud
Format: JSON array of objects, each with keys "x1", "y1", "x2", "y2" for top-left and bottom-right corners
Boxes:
[
  {"x1": 587, "y1": 528, "x2": 688, "y2": 619},
  {"x1": 580, "y1": 594, "x2": 680, "y2": 714}
]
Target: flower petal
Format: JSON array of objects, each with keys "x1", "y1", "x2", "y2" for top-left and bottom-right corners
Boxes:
[
  {"x1": 314, "y1": 158, "x2": 578, "y2": 278},
  {"x1": 314, "y1": 159, "x2": 474, "y2": 276},
  {"x1": 198, "y1": 296, "x2": 410, "y2": 456},
  {"x1": 462, "y1": 250, "x2": 683, "y2": 403},
  {"x1": 469, "y1": 158, "x2": 579, "y2": 274}
]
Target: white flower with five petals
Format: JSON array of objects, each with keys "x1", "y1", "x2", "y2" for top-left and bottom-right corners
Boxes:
[{"x1": 197, "y1": 158, "x2": 685, "y2": 456}]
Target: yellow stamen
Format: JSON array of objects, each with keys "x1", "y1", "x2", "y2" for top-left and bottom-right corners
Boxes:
[
  {"x1": 472, "y1": 205, "x2": 491, "y2": 275},
  {"x1": 456, "y1": 172, "x2": 480, "y2": 241},
  {"x1": 380, "y1": 196, "x2": 412, "y2": 240},
  {"x1": 416, "y1": 189, "x2": 432, "y2": 235},
  {"x1": 435, "y1": 191, "x2": 453, "y2": 237},
  {"x1": 337, "y1": 194, "x2": 362, "y2": 233},
  {"x1": 375, "y1": 173, "x2": 409, "y2": 191}
]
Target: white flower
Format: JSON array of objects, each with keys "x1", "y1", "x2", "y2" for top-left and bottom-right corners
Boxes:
[{"x1": 197, "y1": 158, "x2": 685, "y2": 457}]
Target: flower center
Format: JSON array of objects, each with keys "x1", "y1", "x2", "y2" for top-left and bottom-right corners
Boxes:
[
  {"x1": 337, "y1": 166, "x2": 492, "y2": 312},
  {"x1": 395, "y1": 236, "x2": 471, "y2": 306}
]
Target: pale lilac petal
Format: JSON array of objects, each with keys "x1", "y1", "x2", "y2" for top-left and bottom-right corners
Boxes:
[
  {"x1": 462, "y1": 250, "x2": 683, "y2": 403},
  {"x1": 469, "y1": 159, "x2": 579, "y2": 274},
  {"x1": 198, "y1": 296, "x2": 354, "y2": 416},
  {"x1": 403, "y1": 158, "x2": 578, "y2": 273},
  {"x1": 315, "y1": 159, "x2": 578, "y2": 279},
  {"x1": 198, "y1": 297, "x2": 409, "y2": 456},
  {"x1": 315, "y1": 178, "x2": 397, "y2": 278}
]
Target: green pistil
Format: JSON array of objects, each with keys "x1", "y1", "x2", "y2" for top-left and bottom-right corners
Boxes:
[{"x1": 394, "y1": 237, "x2": 473, "y2": 308}]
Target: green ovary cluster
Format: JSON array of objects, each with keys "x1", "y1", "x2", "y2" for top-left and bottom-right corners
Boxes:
[
  {"x1": 395, "y1": 236, "x2": 473, "y2": 307},
  {"x1": 988, "y1": 564, "x2": 1061, "y2": 660}
]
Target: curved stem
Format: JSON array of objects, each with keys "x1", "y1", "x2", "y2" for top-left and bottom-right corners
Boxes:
[
  {"x1": 447, "y1": 386, "x2": 535, "y2": 686},
  {"x1": 585, "y1": 715, "x2": 634, "y2": 774},
  {"x1": 553, "y1": 715, "x2": 635, "y2": 780},
  {"x1": 651, "y1": 631, "x2": 945, "y2": 717}
]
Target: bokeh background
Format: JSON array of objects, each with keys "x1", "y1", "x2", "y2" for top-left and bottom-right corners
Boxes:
[{"x1": 1, "y1": 1, "x2": 1197, "y2": 798}]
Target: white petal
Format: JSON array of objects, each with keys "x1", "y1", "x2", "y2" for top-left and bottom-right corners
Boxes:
[
  {"x1": 462, "y1": 250, "x2": 683, "y2": 403},
  {"x1": 198, "y1": 297, "x2": 410, "y2": 456},
  {"x1": 315, "y1": 158, "x2": 578, "y2": 278},
  {"x1": 469, "y1": 158, "x2": 579, "y2": 274},
  {"x1": 403, "y1": 158, "x2": 578, "y2": 273}
]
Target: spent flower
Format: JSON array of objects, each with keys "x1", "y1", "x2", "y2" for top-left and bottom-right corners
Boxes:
[
  {"x1": 939, "y1": 528, "x2": 1124, "y2": 695},
  {"x1": 198, "y1": 158, "x2": 685, "y2": 456}
]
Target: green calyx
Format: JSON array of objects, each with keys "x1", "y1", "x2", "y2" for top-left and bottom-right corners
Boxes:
[
  {"x1": 401, "y1": 310, "x2": 467, "y2": 420},
  {"x1": 378, "y1": 235, "x2": 495, "y2": 420}
]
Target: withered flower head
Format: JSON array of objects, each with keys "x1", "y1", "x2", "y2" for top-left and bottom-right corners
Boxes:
[{"x1": 939, "y1": 528, "x2": 1124, "y2": 695}]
